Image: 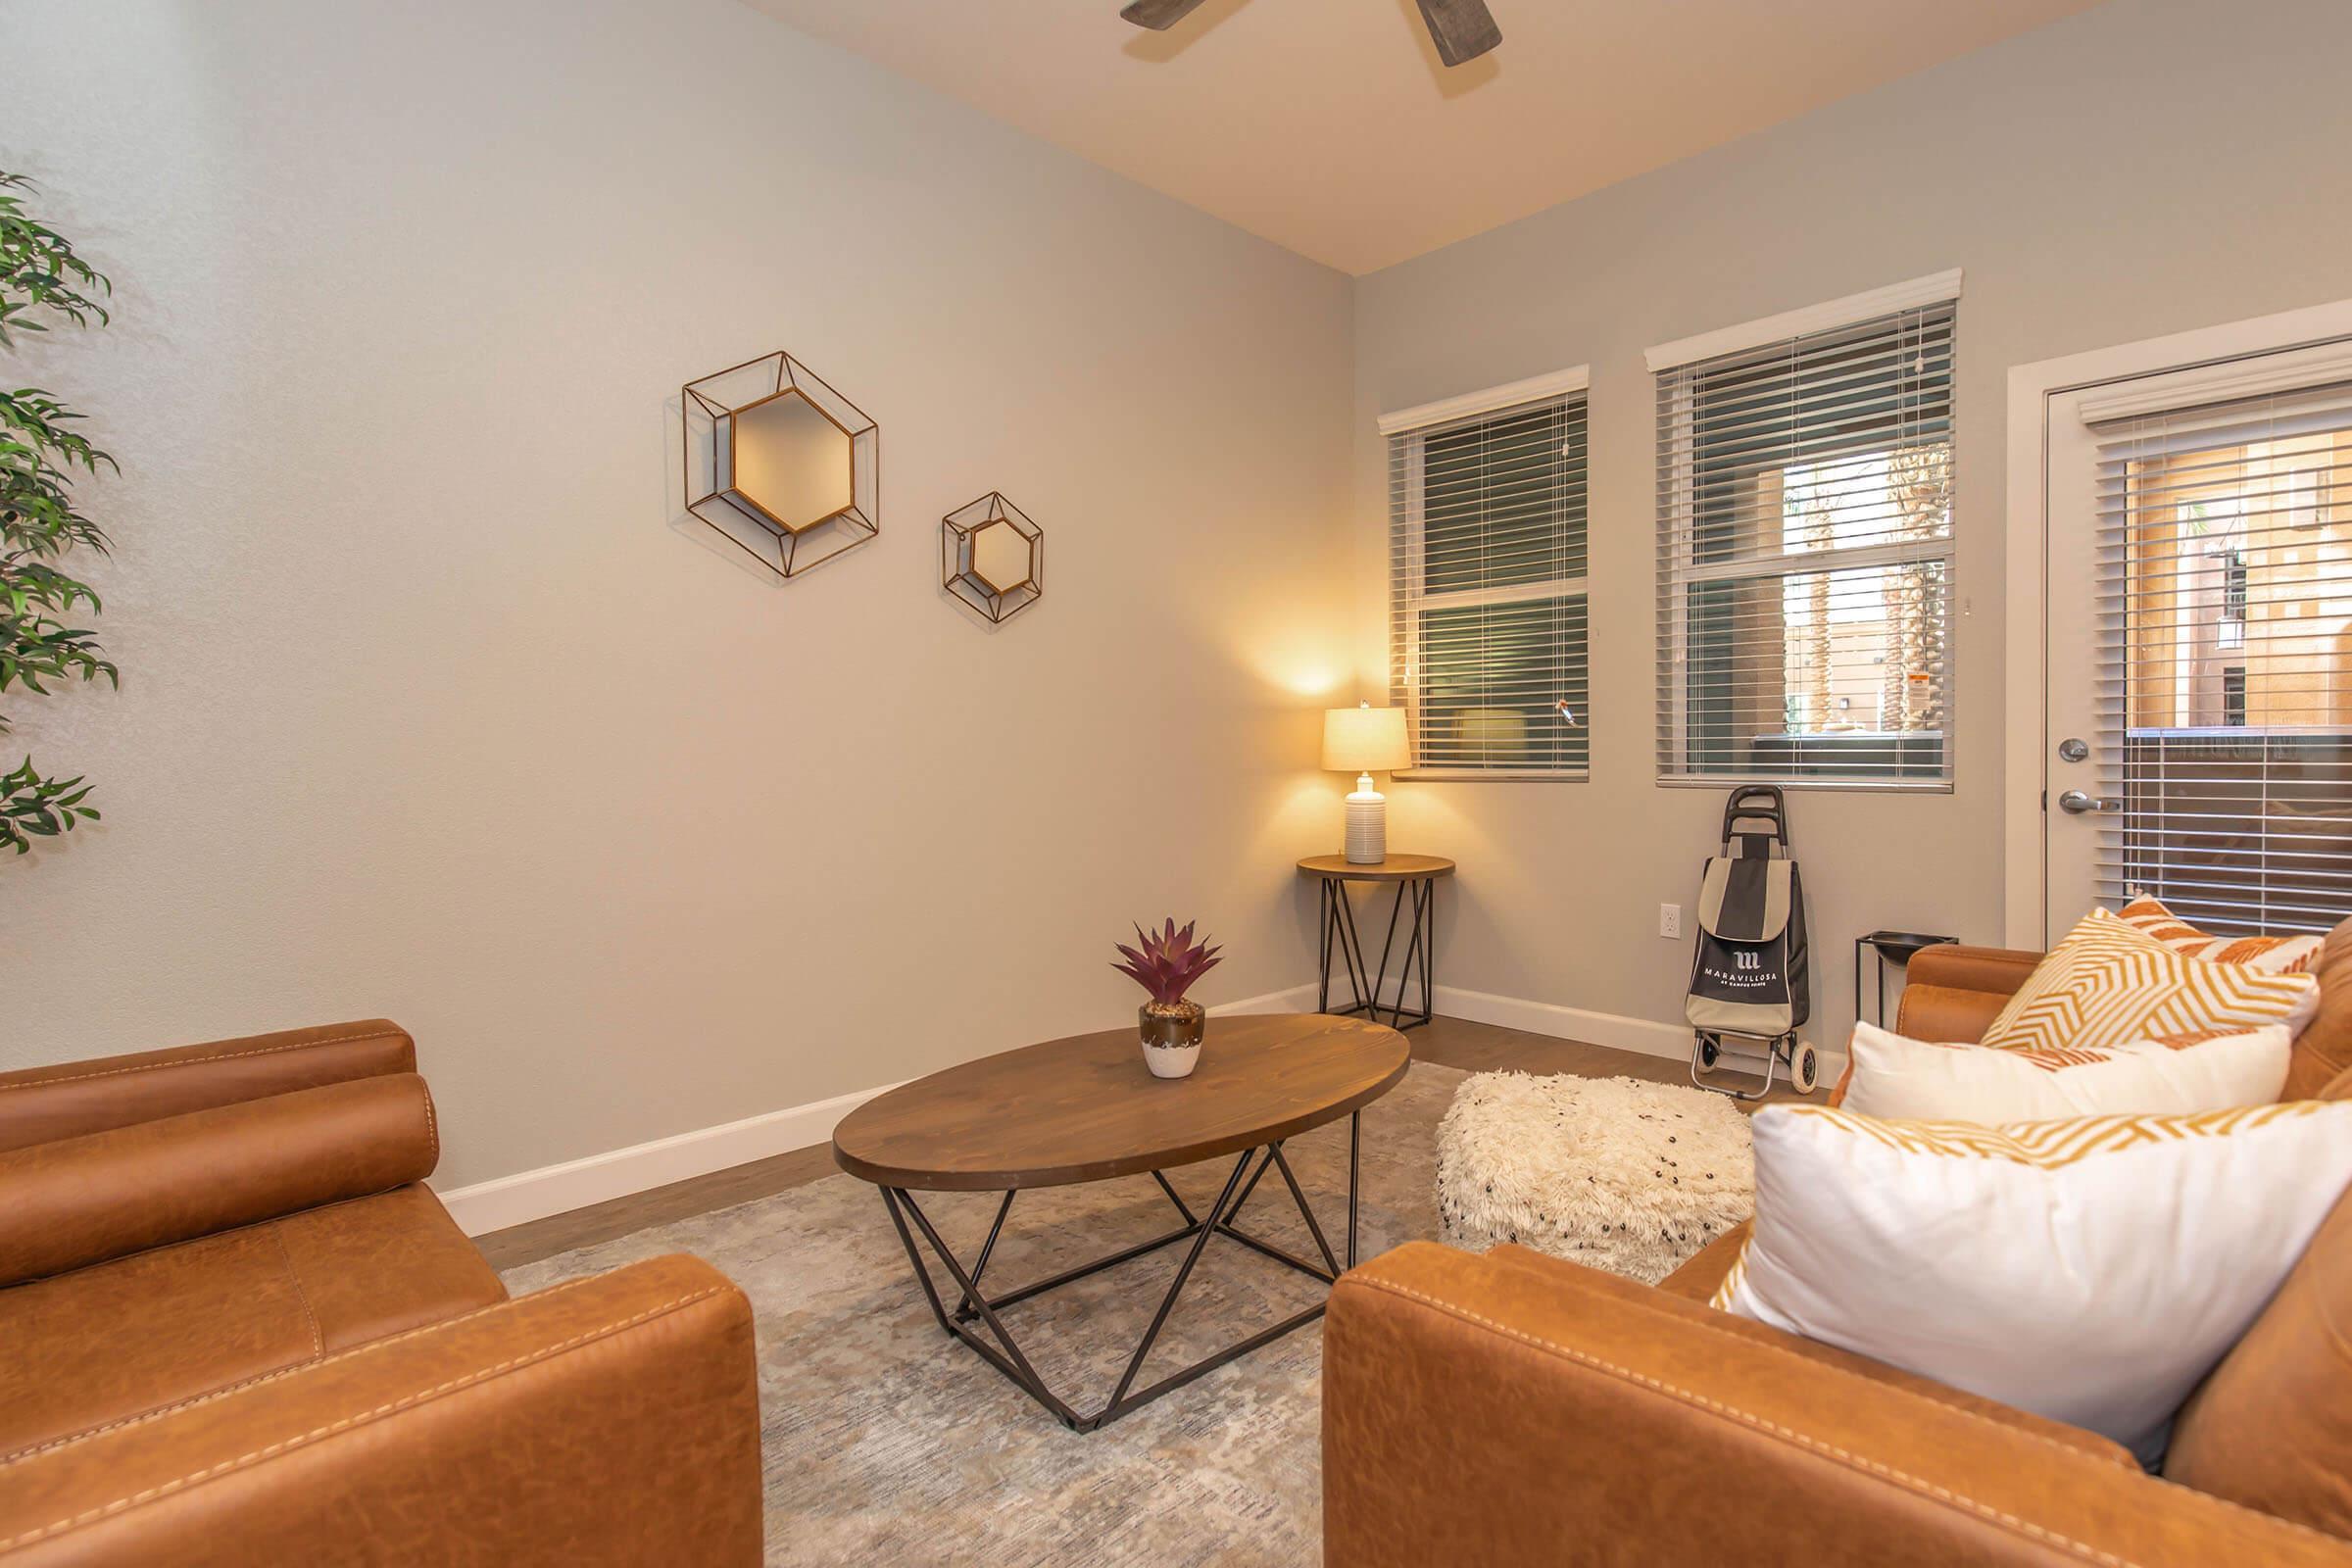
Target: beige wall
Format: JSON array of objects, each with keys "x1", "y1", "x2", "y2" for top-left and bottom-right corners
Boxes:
[
  {"x1": 1, "y1": 0, "x2": 1356, "y2": 1186},
  {"x1": 1350, "y1": 0, "x2": 2352, "y2": 1052}
]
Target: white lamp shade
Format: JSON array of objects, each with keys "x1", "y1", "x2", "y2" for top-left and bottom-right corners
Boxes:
[{"x1": 1322, "y1": 706, "x2": 1410, "y2": 773}]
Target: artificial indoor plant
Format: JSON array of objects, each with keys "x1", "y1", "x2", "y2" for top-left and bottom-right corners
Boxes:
[
  {"x1": 0, "y1": 172, "x2": 114, "y2": 857},
  {"x1": 1113, "y1": 918, "x2": 1222, "y2": 1079}
]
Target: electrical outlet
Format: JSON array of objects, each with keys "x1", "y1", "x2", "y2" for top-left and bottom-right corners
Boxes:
[{"x1": 1659, "y1": 903, "x2": 1683, "y2": 940}]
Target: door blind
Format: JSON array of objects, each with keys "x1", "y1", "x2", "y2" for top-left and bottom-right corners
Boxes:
[
  {"x1": 1654, "y1": 297, "x2": 1956, "y2": 786},
  {"x1": 2089, "y1": 374, "x2": 2352, "y2": 933},
  {"x1": 1387, "y1": 391, "x2": 1589, "y2": 775}
]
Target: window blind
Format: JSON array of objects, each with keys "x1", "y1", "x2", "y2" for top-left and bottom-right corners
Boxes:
[
  {"x1": 2089, "y1": 375, "x2": 2352, "y2": 933},
  {"x1": 1654, "y1": 296, "x2": 1957, "y2": 786},
  {"x1": 1387, "y1": 390, "x2": 1589, "y2": 775}
]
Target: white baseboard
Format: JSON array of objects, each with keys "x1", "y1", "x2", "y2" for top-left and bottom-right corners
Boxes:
[
  {"x1": 1208, "y1": 981, "x2": 1318, "y2": 1016},
  {"x1": 1431, "y1": 984, "x2": 1691, "y2": 1059},
  {"x1": 1431, "y1": 983, "x2": 1846, "y2": 1087},
  {"x1": 440, "y1": 979, "x2": 1322, "y2": 1239},
  {"x1": 437, "y1": 1081, "x2": 904, "y2": 1238}
]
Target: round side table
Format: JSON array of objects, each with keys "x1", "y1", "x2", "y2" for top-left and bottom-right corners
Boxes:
[{"x1": 1297, "y1": 855, "x2": 1455, "y2": 1031}]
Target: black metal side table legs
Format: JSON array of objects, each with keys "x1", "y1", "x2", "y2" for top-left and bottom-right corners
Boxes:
[
  {"x1": 1852, "y1": 930, "x2": 1960, "y2": 1027},
  {"x1": 1317, "y1": 875, "x2": 1436, "y2": 1031},
  {"x1": 878, "y1": 1113, "x2": 1363, "y2": 1434}
]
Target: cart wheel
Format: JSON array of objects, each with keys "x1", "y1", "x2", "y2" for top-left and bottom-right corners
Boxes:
[
  {"x1": 1698, "y1": 1037, "x2": 1720, "y2": 1069},
  {"x1": 1791, "y1": 1042, "x2": 1820, "y2": 1094}
]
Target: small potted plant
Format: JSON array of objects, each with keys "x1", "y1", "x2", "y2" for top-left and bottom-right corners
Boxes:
[{"x1": 1113, "y1": 918, "x2": 1222, "y2": 1079}]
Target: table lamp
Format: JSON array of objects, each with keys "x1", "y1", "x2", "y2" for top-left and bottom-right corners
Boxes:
[{"x1": 1322, "y1": 704, "x2": 1410, "y2": 865}]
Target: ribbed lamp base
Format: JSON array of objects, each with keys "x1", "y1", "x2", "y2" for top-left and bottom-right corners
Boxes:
[{"x1": 1344, "y1": 793, "x2": 1387, "y2": 865}]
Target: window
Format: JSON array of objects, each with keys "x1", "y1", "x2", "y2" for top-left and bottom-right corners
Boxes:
[
  {"x1": 2096, "y1": 373, "x2": 2352, "y2": 932},
  {"x1": 1383, "y1": 370, "x2": 1590, "y2": 776},
  {"x1": 2221, "y1": 547, "x2": 2250, "y2": 649},
  {"x1": 1651, "y1": 278, "x2": 1958, "y2": 787}
]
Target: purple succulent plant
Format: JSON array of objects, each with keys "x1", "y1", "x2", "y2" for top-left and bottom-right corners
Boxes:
[{"x1": 1112, "y1": 917, "x2": 1223, "y2": 1008}]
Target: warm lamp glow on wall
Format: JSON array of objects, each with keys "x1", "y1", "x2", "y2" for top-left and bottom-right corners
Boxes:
[{"x1": 1322, "y1": 704, "x2": 1410, "y2": 865}]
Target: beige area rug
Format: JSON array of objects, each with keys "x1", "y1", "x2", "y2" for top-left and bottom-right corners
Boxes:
[{"x1": 502, "y1": 1061, "x2": 1468, "y2": 1568}]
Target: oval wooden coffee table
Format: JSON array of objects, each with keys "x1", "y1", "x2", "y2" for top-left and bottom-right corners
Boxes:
[{"x1": 833, "y1": 1013, "x2": 1408, "y2": 1432}]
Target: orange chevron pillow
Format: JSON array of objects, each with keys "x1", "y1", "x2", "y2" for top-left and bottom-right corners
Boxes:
[
  {"x1": 2116, "y1": 894, "x2": 2324, "y2": 975},
  {"x1": 1980, "y1": 907, "x2": 2318, "y2": 1055}
]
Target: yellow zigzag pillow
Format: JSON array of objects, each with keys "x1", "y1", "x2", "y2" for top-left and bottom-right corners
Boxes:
[
  {"x1": 1981, "y1": 907, "x2": 2318, "y2": 1054},
  {"x1": 2116, "y1": 894, "x2": 2324, "y2": 974}
]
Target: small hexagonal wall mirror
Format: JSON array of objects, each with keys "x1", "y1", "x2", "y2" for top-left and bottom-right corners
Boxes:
[
  {"x1": 941, "y1": 493, "x2": 1044, "y2": 624},
  {"x1": 683, "y1": 351, "x2": 877, "y2": 579}
]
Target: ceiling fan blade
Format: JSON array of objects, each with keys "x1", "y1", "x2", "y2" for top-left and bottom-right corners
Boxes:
[
  {"x1": 1415, "y1": 0, "x2": 1501, "y2": 67},
  {"x1": 1119, "y1": 0, "x2": 1212, "y2": 29}
]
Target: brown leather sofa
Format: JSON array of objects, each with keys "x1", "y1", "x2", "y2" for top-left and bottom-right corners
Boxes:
[
  {"x1": 0, "y1": 1021, "x2": 763, "y2": 1565},
  {"x1": 1326, "y1": 932, "x2": 2352, "y2": 1566}
]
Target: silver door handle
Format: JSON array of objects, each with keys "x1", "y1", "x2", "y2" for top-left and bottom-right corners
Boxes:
[{"x1": 2057, "y1": 790, "x2": 2121, "y2": 814}]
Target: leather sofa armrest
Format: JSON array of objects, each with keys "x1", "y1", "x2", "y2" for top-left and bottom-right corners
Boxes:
[
  {"x1": 0, "y1": 1021, "x2": 416, "y2": 1153},
  {"x1": 0, "y1": 1255, "x2": 763, "y2": 1567},
  {"x1": 1324, "y1": 1242, "x2": 2352, "y2": 1567},
  {"x1": 1903, "y1": 944, "x2": 2041, "y2": 998},
  {"x1": 0, "y1": 1075, "x2": 439, "y2": 1286},
  {"x1": 1895, "y1": 945, "x2": 2042, "y2": 1042}
]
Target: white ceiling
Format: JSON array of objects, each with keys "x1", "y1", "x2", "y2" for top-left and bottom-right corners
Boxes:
[{"x1": 740, "y1": 0, "x2": 2107, "y2": 275}]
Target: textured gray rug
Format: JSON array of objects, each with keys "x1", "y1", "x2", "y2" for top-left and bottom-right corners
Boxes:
[{"x1": 500, "y1": 1061, "x2": 1464, "y2": 1567}]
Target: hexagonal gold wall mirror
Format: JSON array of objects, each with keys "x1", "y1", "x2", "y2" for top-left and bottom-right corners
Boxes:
[
  {"x1": 683, "y1": 351, "x2": 878, "y2": 578},
  {"x1": 941, "y1": 492, "x2": 1044, "y2": 623}
]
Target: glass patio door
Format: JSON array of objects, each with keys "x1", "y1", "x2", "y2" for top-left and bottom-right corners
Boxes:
[{"x1": 2043, "y1": 339, "x2": 2352, "y2": 936}]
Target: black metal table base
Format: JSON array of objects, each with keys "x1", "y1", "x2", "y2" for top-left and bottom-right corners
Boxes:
[
  {"x1": 879, "y1": 1113, "x2": 1361, "y2": 1433},
  {"x1": 1317, "y1": 875, "x2": 1436, "y2": 1030}
]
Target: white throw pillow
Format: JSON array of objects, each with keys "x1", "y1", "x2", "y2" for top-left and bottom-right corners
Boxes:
[
  {"x1": 1713, "y1": 1102, "x2": 2352, "y2": 1464},
  {"x1": 1838, "y1": 1019, "x2": 2290, "y2": 1123}
]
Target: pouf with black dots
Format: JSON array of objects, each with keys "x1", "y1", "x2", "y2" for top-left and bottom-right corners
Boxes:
[{"x1": 1434, "y1": 1071, "x2": 1755, "y2": 1284}]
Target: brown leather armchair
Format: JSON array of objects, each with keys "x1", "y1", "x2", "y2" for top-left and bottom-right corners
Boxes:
[
  {"x1": 0, "y1": 1022, "x2": 763, "y2": 1565},
  {"x1": 1326, "y1": 935, "x2": 2352, "y2": 1567}
]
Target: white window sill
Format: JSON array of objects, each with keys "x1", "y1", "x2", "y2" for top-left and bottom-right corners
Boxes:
[
  {"x1": 1655, "y1": 774, "x2": 1952, "y2": 794},
  {"x1": 1398, "y1": 767, "x2": 1590, "y2": 783}
]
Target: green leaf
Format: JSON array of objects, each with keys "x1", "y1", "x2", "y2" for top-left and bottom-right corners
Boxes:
[{"x1": 0, "y1": 171, "x2": 116, "y2": 867}]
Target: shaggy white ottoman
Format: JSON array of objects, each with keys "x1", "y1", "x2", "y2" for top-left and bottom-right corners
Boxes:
[{"x1": 1435, "y1": 1072, "x2": 1755, "y2": 1284}]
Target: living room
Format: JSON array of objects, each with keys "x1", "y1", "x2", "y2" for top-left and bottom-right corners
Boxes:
[{"x1": 6, "y1": 0, "x2": 2351, "y2": 1562}]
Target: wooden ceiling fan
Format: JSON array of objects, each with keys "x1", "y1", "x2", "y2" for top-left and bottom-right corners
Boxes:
[{"x1": 1119, "y1": 0, "x2": 1501, "y2": 68}]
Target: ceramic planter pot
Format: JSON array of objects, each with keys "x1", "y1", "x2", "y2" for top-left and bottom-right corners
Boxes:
[{"x1": 1139, "y1": 1000, "x2": 1205, "y2": 1079}]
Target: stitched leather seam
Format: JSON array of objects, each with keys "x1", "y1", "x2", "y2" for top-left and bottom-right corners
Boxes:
[
  {"x1": 1496, "y1": 1243, "x2": 2121, "y2": 1469},
  {"x1": 269, "y1": 1223, "x2": 323, "y2": 1358},
  {"x1": 1343, "y1": 1275, "x2": 2351, "y2": 1562},
  {"x1": 4, "y1": 1178, "x2": 452, "y2": 1291},
  {"x1": 0, "y1": 1030, "x2": 408, "y2": 1093},
  {"x1": 0, "y1": 1265, "x2": 620, "y2": 1462},
  {"x1": 0, "y1": 1284, "x2": 733, "y2": 1549},
  {"x1": 1347, "y1": 1277, "x2": 2129, "y2": 1565},
  {"x1": 1580, "y1": 1268, "x2": 2136, "y2": 1470},
  {"x1": 0, "y1": 1358, "x2": 308, "y2": 1467}
]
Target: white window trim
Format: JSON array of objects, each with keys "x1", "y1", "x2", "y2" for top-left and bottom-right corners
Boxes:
[
  {"x1": 1386, "y1": 368, "x2": 1592, "y2": 782},
  {"x1": 1643, "y1": 270, "x2": 1962, "y2": 373},
  {"x1": 2003, "y1": 295, "x2": 2352, "y2": 947},
  {"x1": 1377, "y1": 365, "x2": 1590, "y2": 437},
  {"x1": 1652, "y1": 281, "x2": 1961, "y2": 793}
]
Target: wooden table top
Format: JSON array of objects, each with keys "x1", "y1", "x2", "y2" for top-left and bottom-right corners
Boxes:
[
  {"x1": 1297, "y1": 853, "x2": 1455, "y2": 882},
  {"x1": 831, "y1": 1014, "x2": 1409, "y2": 1192}
]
